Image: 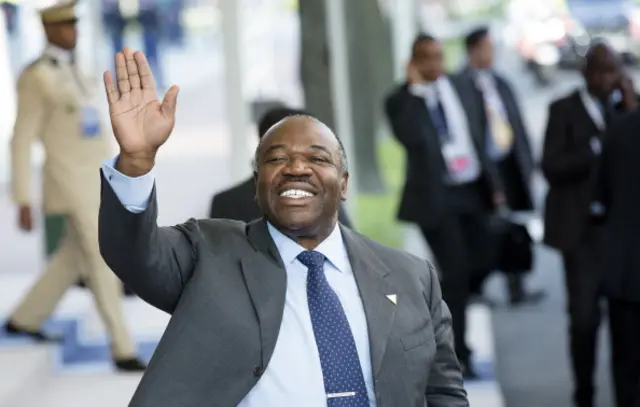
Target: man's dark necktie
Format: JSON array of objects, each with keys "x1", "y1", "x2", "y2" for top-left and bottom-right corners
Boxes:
[
  {"x1": 297, "y1": 250, "x2": 369, "y2": 407},
  {"x1": 428, "y1": 97, "x2": 450, "y2": 143},
  {"x1": 603, "y1": 106, "x2": 613, "y2": 129}
]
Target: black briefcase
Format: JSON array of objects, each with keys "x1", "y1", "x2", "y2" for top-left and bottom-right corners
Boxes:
[{"x1": 494, "y1": 218, "x2": 534, "y2": 274}]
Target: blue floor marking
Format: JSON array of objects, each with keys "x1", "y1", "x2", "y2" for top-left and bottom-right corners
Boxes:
[
  {"x1": 1, "y1": 317, "x2": 496, "y2": 381},
  {"x1": 0, "y1": 318, "x2": 159, "y2": 370}
]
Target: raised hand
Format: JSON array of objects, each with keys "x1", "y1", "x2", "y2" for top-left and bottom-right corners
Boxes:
[
  {"x1": 406, "y1": 60, "x2": 424, "y2": 85},
  {"x1": 103, "y1": 47, "x2": 179, "y2": 175}
]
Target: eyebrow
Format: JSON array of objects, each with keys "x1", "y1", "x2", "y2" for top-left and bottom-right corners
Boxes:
[
  {"x1": 263, "y1": 144, "x2": 333, "y2": 155},
  {"x1": 264, "y1": 144, "x2": 285, "y2": 154},
  {"x1": 309, "y1": 145, "x2": 332, "y2": 155}
]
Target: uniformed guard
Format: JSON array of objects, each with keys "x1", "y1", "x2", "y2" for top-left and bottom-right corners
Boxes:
[{"x1": 3, "y1": 0, "x2": 145, "y2": 372}]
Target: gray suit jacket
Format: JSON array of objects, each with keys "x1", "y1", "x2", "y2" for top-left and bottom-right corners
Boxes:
[{"x1": 98, "y1": 174, "x2": 468, "y2": 407}]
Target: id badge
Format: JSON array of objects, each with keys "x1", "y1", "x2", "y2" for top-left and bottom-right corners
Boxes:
[
  {"x1": 80, "y1": 106, "x2": 101, "y2": 138},
  {"x1": 442, "y1": 144, "x2": 472, "y2": 176}
]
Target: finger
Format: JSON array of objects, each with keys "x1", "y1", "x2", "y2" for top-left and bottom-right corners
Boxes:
[
  {"x1": 161, "y1": 85, "x2": 180, "y2": 117},
  {"x1": 115, "y1": 51, "x2": 130, "y2": 95},
  {"x1": 103, "y1": 71, "x2": 119, "y2": 105},
  {"x1": 133, "y1": 51, "x2": 155, "y2": 90},
  {"x1": 124, "y1": 47, "x2": 141, "y2": 90}
]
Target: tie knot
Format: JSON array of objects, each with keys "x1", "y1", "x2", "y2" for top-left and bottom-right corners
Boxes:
[{"x1": 297, "y1": 250, "x2": 325, "y2": 269}]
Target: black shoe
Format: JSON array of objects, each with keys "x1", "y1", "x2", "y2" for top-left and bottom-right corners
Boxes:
[
  {"x1": 4, "y1": 321, "x2": 63, "y2": 343},
  {"x1": 469, "y1": 294, "x2": 497, "y2": 308},
  {"x1": 123, "y1": 285, "x2": 136, "y2": 297},
  {"x1": 460, "y1": 362, "x2": 480, "y2": 380},
  {"x1": 572, "y1": 387, "x2": 594, "y2": 407},
  {"x1": 114, "y1": 357, "x2": 146, "y2": 372},
  {"x1": 510, "y1": 289, "x2": 546, "y2": 307}
]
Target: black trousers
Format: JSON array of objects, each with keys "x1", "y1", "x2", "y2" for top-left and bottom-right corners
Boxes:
[
  {"x1": 420, "y1": 208, "x2": 491, "y2": 365},
  {"x1": 609, "y1": 298, "x2": 640, "y2": 407},
  {"x1": 562, "y1": 228, "x2": 604, "y2": 407}
]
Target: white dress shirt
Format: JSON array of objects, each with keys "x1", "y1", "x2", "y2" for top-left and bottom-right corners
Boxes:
[
  {"x1": 409, "y1": 76, "x2": 481, "y2": 184},
  {"x1": 579, "y1": 88, "x2": 607, "y2": 155},
  {"x1": 474, "y1": 70, "x2": 514, "y2": 159},
  {"x1": 101, "y1": 158, "x2": 377, "y2": 406}
]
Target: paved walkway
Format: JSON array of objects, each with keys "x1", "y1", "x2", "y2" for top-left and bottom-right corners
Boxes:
[{"x1": 486, "y1": 60, "x2": 633, "y2": 407}]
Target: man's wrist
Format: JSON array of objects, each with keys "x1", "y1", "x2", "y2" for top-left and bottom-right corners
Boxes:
[
  {"x1": 623, "y1": 97, "x2": 638, "y2": 111},
  {"x1": 115, "y1": 152, "x2": 156, "y2": 177}
]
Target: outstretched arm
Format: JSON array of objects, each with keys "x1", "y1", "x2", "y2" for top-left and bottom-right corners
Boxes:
[
  {"x1": 99, "y1": 156, "x2": 197, "y2": 314},
  {"x1": 99, "y1": 47, "x2": 193, "y2": 313}
]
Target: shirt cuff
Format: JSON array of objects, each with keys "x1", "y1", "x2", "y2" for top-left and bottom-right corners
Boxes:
[
  {"x1": 590, "y1": 201, "x2": 605, "y2": 216},
  {"x1": 101, "y1": 156, "x2": 155, "y2": 213},
  {"x1": 590, "y1": 137, "x2": 602, "y2": 155}
]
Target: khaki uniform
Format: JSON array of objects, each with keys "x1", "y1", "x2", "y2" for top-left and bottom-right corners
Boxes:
[{"x1": 9, "y1": 43, "x2": 134, "y2": 359}]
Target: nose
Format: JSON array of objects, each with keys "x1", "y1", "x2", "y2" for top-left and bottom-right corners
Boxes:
[{"x1": 283, "y1": 156, "x2": 312, "y2": 175}]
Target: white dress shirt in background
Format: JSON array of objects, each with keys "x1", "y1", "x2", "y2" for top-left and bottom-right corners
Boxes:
[{"x1": 409, "y1": 76, "x2": 481, "y2": 184}]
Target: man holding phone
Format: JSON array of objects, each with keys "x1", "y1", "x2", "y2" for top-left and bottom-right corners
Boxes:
[
  {"x1": 385, "y1": 33, "x2": 505, "y2": 379},
  {"x1": 541, "y1": 41, "x2": 637, "y2": 407}
]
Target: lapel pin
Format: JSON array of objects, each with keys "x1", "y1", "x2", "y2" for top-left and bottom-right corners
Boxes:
[{"x1": 386, "y1": 294, "x2": 397, "y2": 305}]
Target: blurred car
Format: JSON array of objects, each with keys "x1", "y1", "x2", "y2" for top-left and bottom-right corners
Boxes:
[
  {"x1": 515, "y1": 7, "x2": 565, "y2": 85},
  {"x1": 518, "y1": 0, "x2": 640, "y2": 70},
  {"x1": 514, "y1": 0, "x2": 640, "y2": 85},
  {"x1": 557, "y1": 0, "x2": 640, "y2": 65}
]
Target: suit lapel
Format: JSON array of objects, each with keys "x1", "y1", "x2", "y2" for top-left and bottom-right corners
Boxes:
[
  {"x1": 241, "y1": 219, "x2": 287, "y2": 368},
  {"x1": 341, "y1": 226, "x2": 397, "y2": 377},
  {"x1": 449, "y1": 74, "x2": 483, "y2": 145},
  {"x1": 575, "y1": 91, "x2": 604, "y2": 133},
  {"x1": 240, "y1": 222, "x2": 398, "y2": 376}
]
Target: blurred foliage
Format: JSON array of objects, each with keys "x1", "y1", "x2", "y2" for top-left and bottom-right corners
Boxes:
[
  {"x1": 448, "y1": 0, "x2": 507, "y2": 21},
  {"x1": 283, "y1": 0, "x2": 298, "y2": 12},
  {"x1": 355, "y1": 39, "x2": 463, "y2": 247}
]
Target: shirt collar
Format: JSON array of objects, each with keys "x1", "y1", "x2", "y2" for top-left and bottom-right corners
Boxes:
[
  {"x1": 44, "y1": 44, "x2": 74, "y2": 65},
  {"x1": 266, "y1": 221, "x2": 350, "y2": 273},
  {"x1": 412, "y1": 75, "x2": 441, "y2": 92},
  {"x1": 411, "y1": 76, "x2": 449, "y2": 103},
  {"x1": 581, "y1": 86, "x2": 621, "y2": 108},
  {"x1": 472, "y1": 69, "x2": 494, "y2": 89}
]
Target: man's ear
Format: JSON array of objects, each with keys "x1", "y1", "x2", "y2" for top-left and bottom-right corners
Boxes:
[
  {"x1": 253, "y1": 171, "x2": 258, "y2": 203},
  {"x1": 339, "y1": 172, "x2": 349, "y2": 201}
]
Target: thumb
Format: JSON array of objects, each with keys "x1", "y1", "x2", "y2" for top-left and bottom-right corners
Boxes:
[{"x1": 161, "y1": 85, "x2": 180, "y2": 118}]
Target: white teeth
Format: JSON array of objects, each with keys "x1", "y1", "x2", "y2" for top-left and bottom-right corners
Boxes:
[{"x1": 280, "y1": 189, "x2": 314, "y2": 198}]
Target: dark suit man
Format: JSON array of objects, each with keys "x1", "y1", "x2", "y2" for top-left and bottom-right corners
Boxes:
[
  {"x1": 210, "y1": 106, "x2": 353, "y2": 228},
  {"x1": 592, "y1": 106, "x2": 640, "y2": 407},
  {"x1": 541, "y1": 43, "x2": 638, "y2": 407},
  {"x1": 98, "y1": 47, "x2": 468, "y2": 406},
  {"x1": 384, "y1": 33, "x2": 504, "y2": 379},
  {"x1": 458, "y1": 26, "x2": 543, "y2": 306}
]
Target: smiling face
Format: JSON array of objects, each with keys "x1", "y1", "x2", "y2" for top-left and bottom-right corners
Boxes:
[{"x1": 254, "y1": 116, "x2": 348, "y2": 238}]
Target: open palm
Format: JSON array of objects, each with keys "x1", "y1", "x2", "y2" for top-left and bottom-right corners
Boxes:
[{"x1": 103, "y1": 47, "x2": 180, "y2": 156}]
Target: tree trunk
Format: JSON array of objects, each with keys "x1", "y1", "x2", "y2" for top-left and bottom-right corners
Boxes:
[
  {"x1": 299, "y1": 0, "x2": 392, "y2": 193},
  {"x1": 298, "y1": 0, "x2": 334, "y2": 130}
]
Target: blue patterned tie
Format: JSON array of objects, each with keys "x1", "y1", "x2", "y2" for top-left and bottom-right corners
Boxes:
[
  {"x1": 429, "y1": 97, "x2": 450, "y2": 143},
  {"x1": 297, "y1": 250, "x2": 370, "y2": 407}
]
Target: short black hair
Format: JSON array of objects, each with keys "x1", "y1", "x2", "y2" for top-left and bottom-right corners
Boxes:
[
  {"x1": 583, "y1": 40, "x2": 620, "y2": 70},
  {"x1": 465, "y1": 26, "x2": 490, "y2": 51},
  {"x1": 258, "y1": 106, "x2": 309, "y2": 139},
  {"x1": 253, "y1": 112, "x2": 350, "y2": 174},
  {"x1": 411, "y1": 33, "x2": 437, "y2": 57}
]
